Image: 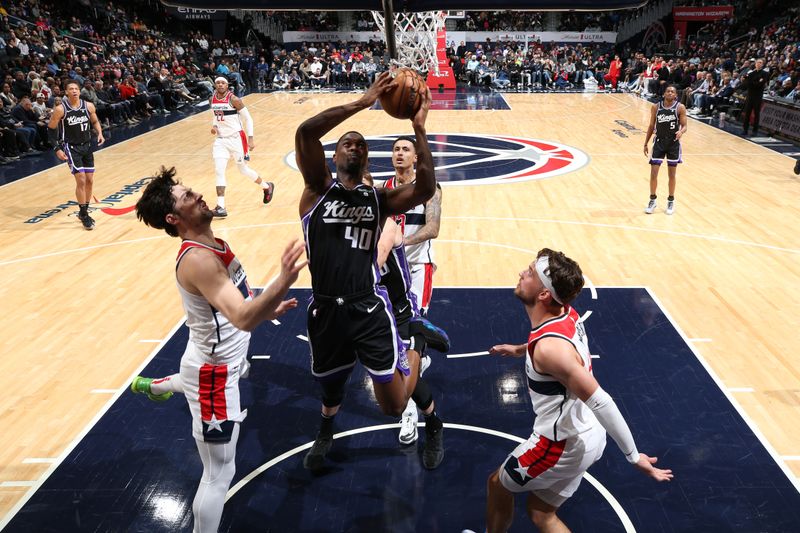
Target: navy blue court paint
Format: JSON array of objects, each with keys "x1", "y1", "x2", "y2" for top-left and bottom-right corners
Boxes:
[
  {"x1": 4, "y1": 288, "x2": 799, "y2": 532},
  {"x1": 372, "y1": 86, "x2": 511, "y2": 114}
]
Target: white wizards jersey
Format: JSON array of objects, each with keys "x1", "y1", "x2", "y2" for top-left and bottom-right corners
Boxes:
[
  {"x1": 211, "y1": 91, "x2": 243, "y2": 138},
  {"x1": 384, "y1": 176, "x2": 436, "y2": 265},
  {"x1": 176, "y1": 238, "x2": 252, "y2": 363},
  {"x1": 525, "y1": 306, "x2": 599, "y2": 442}
]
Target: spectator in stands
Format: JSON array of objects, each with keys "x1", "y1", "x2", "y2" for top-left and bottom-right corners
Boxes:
[
  {"x1": 10, "y1": 96, "x2": 43, "y2": 150},
  {"x1": 31, "y1": 92, "x2": 50, "y2": 121},
  {"x1": 0, "y1": 98, "x2": 30, "y2": 160},
  {"x1": 1, "y1": 82, "x2": 17, "y2": 107},
  {"x1": 11, "y1": 70, "x2": 29, "y2": 99},
  {"x1": 256, "y1": 56, "x2": 270, "y2": 90},
  {"x1": 288, "y1": 68, "x2": 302, "y2": 90},
  {"x1": 273, "y1": 68, "x2": 289, "y2": 90}
]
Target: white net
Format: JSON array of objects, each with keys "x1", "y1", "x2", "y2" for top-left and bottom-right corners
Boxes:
[{"x1": 371, "y1": 10, "x2": 447, "y2": 75}]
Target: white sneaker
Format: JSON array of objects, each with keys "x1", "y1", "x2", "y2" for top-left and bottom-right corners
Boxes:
[
  {"x1": 665, "y1": 200, "x2": 675, "y2": 215},
  {"x1": 420, "y1": 355, "x2": 431, "y2": 376},
  {"x1": 399, "y1": 400, "x2": 418, "y2": 444},
  {"x1": 645, "y1": 198, "x2": 657, "y2": 214}
]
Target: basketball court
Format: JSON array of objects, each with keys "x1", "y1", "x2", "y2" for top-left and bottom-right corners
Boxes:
[{"x1": 1, "y1": 85, "x2": 799, "y2": 531}]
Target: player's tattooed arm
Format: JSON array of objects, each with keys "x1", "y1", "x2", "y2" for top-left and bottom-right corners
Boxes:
[{"x1": 404, "y1": 186, "x2": 441, "y2": 246}]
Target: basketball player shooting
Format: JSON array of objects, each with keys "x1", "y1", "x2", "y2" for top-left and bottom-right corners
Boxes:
[{"x1": 294, "y1": 71, "x2": 436, "y2": 472}]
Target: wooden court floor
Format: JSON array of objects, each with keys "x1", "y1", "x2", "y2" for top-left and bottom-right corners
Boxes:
[{"x1": 1, "y1": 92, "x2": 799, "y2": 519}]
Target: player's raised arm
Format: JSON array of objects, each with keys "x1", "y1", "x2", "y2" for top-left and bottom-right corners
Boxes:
[
  {"x1": 382, "y1": 86, "x2": 436, "y2": 216},
  {"x1": 295, "y1": 73, "x2": 394, "y2": 209}
]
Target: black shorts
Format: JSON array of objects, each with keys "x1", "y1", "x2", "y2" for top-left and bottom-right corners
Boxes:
[
  {"x1": 392, "y1": 299, "x2": 414, "y2": 342},
  {"x1": 307, "y1": 287, "x2": 408, "y2": 384},
  {"x1": 650, "y1": 139, "x2": 681, "y2": 166},
  {"x1": 63, "y1": 142, "x2": 95, "y2": 174}
]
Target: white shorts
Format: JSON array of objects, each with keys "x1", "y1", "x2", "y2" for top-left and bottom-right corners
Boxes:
[
  {"x1": 213, "y1": 133, "x2": 249, "y2": 164},
  {"x1": 180, "y1": 341, "x2": 248, "y2": 443},
  {"x1": 409, "y1": 262, "x2": 435, "y2": 314},
  {"x1": 498, "y1": 424, "x2": 607, "y2": 508}
]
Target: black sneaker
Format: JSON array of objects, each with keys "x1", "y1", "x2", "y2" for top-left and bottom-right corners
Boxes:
[
  {"x1": 79, "y1": 212, "x2": 95, "y2": 231},
  {"x1": 263, "y1": 182, "x2": 275, "y2": 204},
  {"x1": 303, "y1": 433, "x2": 333, "y2": 472},
  {"x1": 212, "y1": 206, "x2": 228, "y2": 218},
  {"x1": 422, "y1": 426, "x2": 444, "y2": 470},
  {"x1": 794, "y1": 159, "x2": 800, "y2": 175}
]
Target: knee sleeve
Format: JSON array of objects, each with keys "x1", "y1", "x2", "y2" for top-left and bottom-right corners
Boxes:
[
  {"x1": 411, "y1": 378, "x2": 433, "y2": 411},
  {"x1": 236, "y1": 162, "x2": 259, "y2": 181},
  {"x1": 215, "y1": 158, "x2": 228, "y2": 187},
  {"x1": 320, "y1": 376, "x2": 347, "y2": 408}
]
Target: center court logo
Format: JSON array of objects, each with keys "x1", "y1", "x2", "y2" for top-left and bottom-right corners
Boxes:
[{"x1": 285, "y1": 133, "x2": 588, "y2": 186}]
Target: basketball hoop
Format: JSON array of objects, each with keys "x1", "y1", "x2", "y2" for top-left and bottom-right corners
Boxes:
[{"x1": 371, "y1": 10, "x2": 447, "y2": 75}]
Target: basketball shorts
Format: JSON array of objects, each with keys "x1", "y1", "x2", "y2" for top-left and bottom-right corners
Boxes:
[
  {"x1": 409, "y1": 262, "x2": 435, "y2": 315},
  {"x1": 307, "y1": 287, "x2": 408, "y2": 384},
  {"x1": 180, "y1": 341, "x2": 248, "y2": 443},
  {"x1": 650, "y1": 139, "x2": 682, "y2": 166},
  {"x1": 498, "y1": 424, "x2": 607, "y2": 508},
  {"x1": 63, "y1": 142, "x2": 94, "y2": 174},
  {"x1": 213, "y1": 132, "x2": 249, "y2": 163}
]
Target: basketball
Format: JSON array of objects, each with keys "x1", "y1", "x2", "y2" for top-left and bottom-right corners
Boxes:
[{"x1": 379, "y1": 68, "x2": 426, "y2": 120}]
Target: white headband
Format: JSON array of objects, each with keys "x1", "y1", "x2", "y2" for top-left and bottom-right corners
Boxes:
[
  {"x1": 214, "y1": 76, "x2": 228, "y2": 84},
  {"x1": 535, "y1": 256, "x2": 563, "y2": 305}
]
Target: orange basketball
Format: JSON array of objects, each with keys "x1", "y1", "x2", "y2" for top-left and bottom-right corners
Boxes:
[{"x1": 379, "y1": 68, "x2": 426, "y2": 120}]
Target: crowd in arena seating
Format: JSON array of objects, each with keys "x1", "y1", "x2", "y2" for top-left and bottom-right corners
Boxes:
[
  {"x1": 0, "y1": 0, "x2": 255, "y2": 164},
  {"x1": 1, "y1": 0, "x2": 799, "y2": 166}
]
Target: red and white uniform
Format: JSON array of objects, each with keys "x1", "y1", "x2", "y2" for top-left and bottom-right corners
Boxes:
[
  {"x1": 498, "y1": 306, "x2": 607, "y2": 507},
  {"x1": 211, "y1": 91, "x2": 249, "y2": 164},
  {"x1": 384, "y1": 176, "x2": 436, "y2": 312},
  {"x1": 176, "y1": 238, "x2": 253, "y2": 442}
]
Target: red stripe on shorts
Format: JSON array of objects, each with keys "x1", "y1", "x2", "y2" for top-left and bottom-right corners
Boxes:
[
  {"x1": 519, "y1": 435, "x2": 566, "y2": 479},
  {"x1": 421, "y1": 263, "x2": 434, "y2": 309},
  {"x1": 199, "y1": 364, "x2": 229, "y2": 421},
  {"x1": 239, "y1": 130, "x2": 249, "y2": 158}
]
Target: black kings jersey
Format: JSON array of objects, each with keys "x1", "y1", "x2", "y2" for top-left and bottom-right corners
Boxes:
[
  {"x1": 379, "y1": 242, "x2": 418, "y2": 316},
  {"x1": 60, "y1": 97, "x2": 92, "y2": 145},
  {"x1": 655, "y1": 100, "x2": 679, "y2": 144},
  {"x1": 302, "y1": 180, "x2": 383, "y2": 297}
]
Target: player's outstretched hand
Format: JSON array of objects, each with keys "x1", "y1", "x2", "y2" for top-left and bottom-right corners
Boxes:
[
  {"x1": 279, "y1": 239, "x2": 308, "y2": 286},
  {"x1": 274, "y1": 298, "x2": 298, "y2": 318},
  {"x1": 489, "y1": 344, "x2": 525, "y2": 358},
  {"x1": 360, "y1": 71, "x2": 394, "y2": 107},
  {"x1": 412, "y1": 85, "x2": 432, "y2": 130},
  {"x1": 634, "y1": 454, "x2": 673, "y2": 482}
]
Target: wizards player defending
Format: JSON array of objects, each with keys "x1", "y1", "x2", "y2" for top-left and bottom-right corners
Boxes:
[
  {"x1": 486, "y1": 248, "x2": 672, "y2": 532},
  {"x1": 295, "y1": 72, "x2": 436, "y2": 471},
  {"x1": 132, "y1": 166, "x2": 305, "y2": 532}
]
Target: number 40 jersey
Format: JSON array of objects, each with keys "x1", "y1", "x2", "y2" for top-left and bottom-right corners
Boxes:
[{"x1": 302, "y1": 180, "x2": 384, "y2": 297}]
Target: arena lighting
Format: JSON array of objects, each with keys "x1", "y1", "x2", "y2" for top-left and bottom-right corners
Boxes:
[{"x1": 159, "y1": 0, "x2": 648, "y2": 12}]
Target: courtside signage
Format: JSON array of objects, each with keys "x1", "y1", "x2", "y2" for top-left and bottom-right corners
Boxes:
[{"x1": 24, "y1": 177, "x2": 152, "y2": 224}]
